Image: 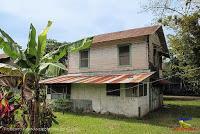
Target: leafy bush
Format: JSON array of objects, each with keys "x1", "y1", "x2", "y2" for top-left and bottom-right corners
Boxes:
[{"x1": 51, "y1": 99, "x2": 72, "y2": 112}]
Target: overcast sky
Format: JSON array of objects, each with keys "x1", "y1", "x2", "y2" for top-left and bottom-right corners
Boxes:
[{"x1": 0, "y1": 0, "x2": 154, "y2": 50}]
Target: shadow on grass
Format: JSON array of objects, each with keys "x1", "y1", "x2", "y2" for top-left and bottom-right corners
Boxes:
[
  {"x1": 56, "y1": 101, "x2": 200, "y2": 129},
  {"x1": 143, "y1": 104, "x2": 200, "y2": 128}
]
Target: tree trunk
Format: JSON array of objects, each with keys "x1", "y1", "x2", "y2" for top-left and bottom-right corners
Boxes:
[
  {"x1": 31, "y1": 76, "x2": 40, "y2": 134},
  {"x1": 34, "y1": 88, "x2": 40, "y2": 129}
]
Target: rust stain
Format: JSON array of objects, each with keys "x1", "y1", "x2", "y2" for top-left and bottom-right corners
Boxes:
[{"x1": 40, "y1": 72, "x2": 155, "y2": 84}]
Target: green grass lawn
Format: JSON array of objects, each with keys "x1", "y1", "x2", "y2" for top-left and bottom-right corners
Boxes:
[{"x1": 51, "y1": 100, "x2": 200, "y2": 134}]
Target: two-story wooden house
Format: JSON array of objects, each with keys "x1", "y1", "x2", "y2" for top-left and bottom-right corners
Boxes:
[{"x1": 40, "y1": 25, "x2": 169, "y2": 117}]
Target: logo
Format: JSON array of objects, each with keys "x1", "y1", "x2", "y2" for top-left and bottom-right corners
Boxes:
[{"x1": 173, "y1": 117, "x2": 200, "y2": 132}]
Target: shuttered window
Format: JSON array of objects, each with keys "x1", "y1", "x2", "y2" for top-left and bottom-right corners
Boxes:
[
  {"x1": 80, "y1": 49, "x2": 89, "y2": 68},
  {"x1": 118, "y1": 45, "x2": 130, "y2": 65}
]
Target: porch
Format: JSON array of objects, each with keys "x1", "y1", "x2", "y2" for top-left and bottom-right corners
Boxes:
[{"x1": 41, "y1": 72, "x2": 163, "y2": 117}]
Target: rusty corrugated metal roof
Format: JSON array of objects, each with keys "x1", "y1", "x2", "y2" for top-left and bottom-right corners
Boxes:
[
  {"x1": 40, "y1": 72, "x2": 155, "y2": 84},
  {"x1": 93, "y1": 25, "x2": 161, "y2": 44}
]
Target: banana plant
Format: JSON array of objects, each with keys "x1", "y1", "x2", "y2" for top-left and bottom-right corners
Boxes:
[{"x1": 0, "y1": 21, "x2": 93, "y2": 132}]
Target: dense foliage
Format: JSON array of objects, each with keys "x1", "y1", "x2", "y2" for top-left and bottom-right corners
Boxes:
[{"x1": 166, "y1": 12, "x2": 200, "y2": 93}]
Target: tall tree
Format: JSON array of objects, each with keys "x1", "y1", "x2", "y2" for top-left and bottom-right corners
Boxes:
[{"x1": 143, "y1": 0, "x2": 200, "y2": 93}]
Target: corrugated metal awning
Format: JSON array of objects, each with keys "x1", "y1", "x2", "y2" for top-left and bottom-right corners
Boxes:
[{"x1": 40, "y1": 72, "x2": 155, "y2": 84}]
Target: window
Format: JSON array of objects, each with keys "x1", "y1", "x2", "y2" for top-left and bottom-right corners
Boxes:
[
  {"x1": 139, "y1": 83, "x2": 144, "y2": 96},
  {"x1": 139, "y1": 83, "x2": 148, "y2": 96},
  {"x1": 144, "y1": 84, "x2": 147, "y2": 96},
  {"x1": 47, "y1": 88, "x2": 51, "y2": 94},
  {"x1": 125, "y1": 83, "x2": 138, "y2": 97},
  {"x1": 48, "y1": 84, "x2": 67, "y2": 93},
  {"x1": 106, "y1": 84, "x2": 120, "y2": 96},
  {"x1": 118, "y1": 45, "x2": 130, "y2": 65},
  {"x1": 80, "y1": 49, "x2": 89, "y2": 68},
  {"x1": 67, "y1": 84, "x2": 71, "y2": 95},
  {"x1": 153, "y1": 46, "x2": 156, "y2": 65}
]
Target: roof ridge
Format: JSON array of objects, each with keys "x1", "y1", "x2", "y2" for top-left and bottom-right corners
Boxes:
[
  {"x1": 93, "y1": 25, "x2": 163, "y2": 44},
  {"x1": 94, "y1": 25, "x2": 161, "y2": 37}
]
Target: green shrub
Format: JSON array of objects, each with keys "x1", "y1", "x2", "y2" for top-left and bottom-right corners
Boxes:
[{"x1": 52, "y1": 99, "x2": 72, "y2": 112}]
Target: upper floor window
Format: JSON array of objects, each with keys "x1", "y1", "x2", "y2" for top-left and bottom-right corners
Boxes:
[
  {"x1": 80, "y1": 49, "x2": 89, "y2": 68},
  {"x1": 118, "y1": 45, "x2": 130, "y2": 65}
]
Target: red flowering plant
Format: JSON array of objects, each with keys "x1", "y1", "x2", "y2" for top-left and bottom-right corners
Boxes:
[{"x1": 0, "y1": 89, "x2": 21, "y2": 129}]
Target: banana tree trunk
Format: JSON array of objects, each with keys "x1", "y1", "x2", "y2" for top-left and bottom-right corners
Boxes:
[
  {"x1": 34, "y1": 87, "x2": 40, "y2": 128},
  {"x1": 31, "y1": 76, "x2": 40, "y2": 134}
]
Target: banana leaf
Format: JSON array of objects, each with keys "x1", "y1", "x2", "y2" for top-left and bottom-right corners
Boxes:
[
  {"x1": 37, "y1": 21, "x2": 52, "y2": 63},
  {"x1": 42, "y1": 37, "x2": 93, "y2": 63},
  {"x1": 39, "y1": 63, "x2": 67, "y2": 78},
  {"x1": 41, "y1": 43, "x2": 69, "y2": 63},
  {"x1": 68, "y1": 37, "x2": 93, "y2": 52},
  {"x1": 0, "y1": 75, "x2": 21, "y2": 88},
  {"x1": 0, "y1": 63, "x2": 23, "y2": 77},
  {"x1": 26, "y1": 24, "x2": 37, "y2": 56},
  {"x1": 0, "y1": 29, "x2": 22, "y2": 60}
]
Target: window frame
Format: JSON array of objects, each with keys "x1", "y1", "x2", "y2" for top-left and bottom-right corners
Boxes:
[
  {"x1": 79, "y1": 49, "x2": 90, "y2": 68},
  {"x1": 143, "y1": 83, "x2": 147, "y2": 96},
  {"x1": 138, "y1": 83, "x2": 148, "y2": 97},
  {"x1": 125, "y1": 83, "x2": 138, "y2": 97},
  {"x1": 118, "y1": 44, "x2": 132, "y2": 66},
  {"x1": 139, "y1": 83, "x2": 144, "y2": 97}
]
